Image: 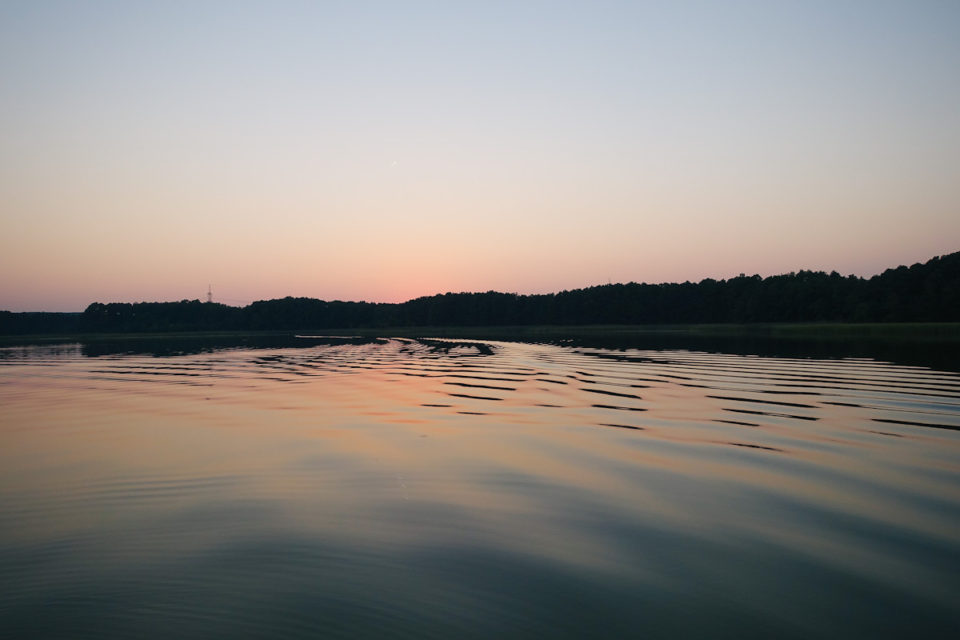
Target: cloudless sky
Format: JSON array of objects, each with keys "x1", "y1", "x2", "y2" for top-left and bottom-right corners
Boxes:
[{"x1": 1, "y1": 1, "x2": 958, "y2": 311}]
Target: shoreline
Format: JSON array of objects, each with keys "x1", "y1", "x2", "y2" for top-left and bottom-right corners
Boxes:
[{"x1": 3, "y1": 322, "x2": 960, "y2": 347}]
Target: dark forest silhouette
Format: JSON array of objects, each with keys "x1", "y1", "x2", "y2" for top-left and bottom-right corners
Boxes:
[{"x1": 2, "y1": 251, "x2": 958, "y2": 335}]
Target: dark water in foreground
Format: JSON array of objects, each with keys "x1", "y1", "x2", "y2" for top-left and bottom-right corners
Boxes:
[{"x1": 1, "y1": 337, "x2": 958, "y2": 638}]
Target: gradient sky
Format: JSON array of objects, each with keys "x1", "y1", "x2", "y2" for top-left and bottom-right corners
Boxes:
[{"x1": 2, "y1": 1, "x2": 958, "y2": 311}]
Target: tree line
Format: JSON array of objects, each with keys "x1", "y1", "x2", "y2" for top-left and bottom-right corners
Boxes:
[{"x1": 2, "y1": 250, "x2": 957, "y2": 335}]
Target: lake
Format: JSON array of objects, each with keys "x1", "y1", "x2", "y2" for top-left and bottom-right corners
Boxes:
[{"x1": 1, "y1": 336, "x2": 958, "y2": 638}]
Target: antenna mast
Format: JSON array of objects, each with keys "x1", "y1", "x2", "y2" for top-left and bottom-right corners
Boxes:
[{"x1": 206, "y1": 284, "x2": 212, "y2": 304}]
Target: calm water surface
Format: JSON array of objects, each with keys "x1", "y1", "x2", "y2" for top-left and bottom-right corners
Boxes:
[{"x1": 1, "y1": 338, "x2": 958, "y2": 638}]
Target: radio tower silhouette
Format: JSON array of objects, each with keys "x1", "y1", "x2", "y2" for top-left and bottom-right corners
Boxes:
[{"x1": 206, "y1": 284, "x2": 212, "y2": 304}]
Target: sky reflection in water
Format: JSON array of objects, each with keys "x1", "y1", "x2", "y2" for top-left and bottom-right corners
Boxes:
[{"x1": 1, "y1": 338, "x2": 958, "y2": 638}]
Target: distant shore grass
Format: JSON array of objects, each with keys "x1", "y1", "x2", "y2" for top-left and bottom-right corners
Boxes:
[
  {"x1": 0, "y1": 329, "x2": 293, "y2": 346},
  {"x1": 355, "y1": 322, "x2": 960, "y2": 342},
  {"x1": 3, "y1": 322, "x2": 959, "y2": 347}
]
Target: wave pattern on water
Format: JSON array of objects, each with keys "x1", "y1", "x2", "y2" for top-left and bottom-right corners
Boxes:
[{"x1": 1, "y1": 339, "x2": 959, "y2": 639}]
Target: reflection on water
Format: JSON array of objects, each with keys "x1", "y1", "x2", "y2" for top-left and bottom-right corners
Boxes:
[{"x1": 1, "y1": 338, "x2": 958, "y2": 638}]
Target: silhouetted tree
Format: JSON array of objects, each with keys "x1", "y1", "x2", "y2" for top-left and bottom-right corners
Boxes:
[{"x1": 1, "y1": 251, "x2": 957, "y2": 335}]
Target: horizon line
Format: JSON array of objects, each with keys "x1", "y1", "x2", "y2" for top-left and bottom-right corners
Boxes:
[{"x1": 7, "y1": 249, "x2": 955, "y2": 314}]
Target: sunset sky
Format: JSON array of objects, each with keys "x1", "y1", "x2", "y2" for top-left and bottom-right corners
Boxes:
[{"x1": 2, "y1": 1, "x2": 958, "y2": 311}]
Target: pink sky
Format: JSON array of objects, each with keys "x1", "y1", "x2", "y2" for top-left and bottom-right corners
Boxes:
[{"x1": 2, "y1": 2, "x2": 958, "y2": 311}]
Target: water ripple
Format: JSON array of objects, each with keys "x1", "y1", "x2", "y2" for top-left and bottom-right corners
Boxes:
[{"x1": 0, "y1": 338, "x2": 958, "y2": 638}]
